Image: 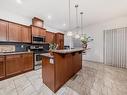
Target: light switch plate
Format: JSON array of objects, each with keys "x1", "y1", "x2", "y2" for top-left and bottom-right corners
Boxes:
[{"x1": 50, "y1": 58, "x2": 54, "y2": 64}]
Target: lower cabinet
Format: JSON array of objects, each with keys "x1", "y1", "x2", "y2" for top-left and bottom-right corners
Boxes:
[
  {"x1": 22, "y1": 53, "x2": 33, "y2": 71},
  {"x1": 73, "y1": 52, "x2": 82, "y2": 74},
  {"x1": 3, "y1": 53, "x2": 33, "y2": 78},
  {"x1": 6, "y1": 55, "x2": 22, "y2": 77},
  {"x1": 0, "y1": 56, "x2": 5, "y2": 79}
]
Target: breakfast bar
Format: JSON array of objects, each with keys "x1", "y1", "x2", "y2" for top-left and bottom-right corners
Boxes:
[{"x1": 41, "y1": 48, "x2": 84, "y2": 92}]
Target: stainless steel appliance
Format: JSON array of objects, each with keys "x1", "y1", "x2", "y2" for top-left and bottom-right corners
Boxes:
[
  {"x1": 32, "y1": 36, "x2": 46, "y2": 44},
  {"x1": 30, "y1": 44, "x2": 49, "y2": 70}
]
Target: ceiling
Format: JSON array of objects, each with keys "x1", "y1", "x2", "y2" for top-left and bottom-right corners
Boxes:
[{"x1": 0, "y1": 0, "x2": 127, "y2": 32}]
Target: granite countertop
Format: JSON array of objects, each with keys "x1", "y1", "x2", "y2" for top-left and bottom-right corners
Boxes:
[
  {"x1": 0, "y1": 51, "x2": 33, "y2": 56},
  {"x1": 41, "y1": 53, "x2": 53, "y2": 58},
  {"x1": 52, "y1": 48, "x2": 84, "y2": 54},
  {"x1": 41, "y1": 48, "x2": 84, "y2": 58}
]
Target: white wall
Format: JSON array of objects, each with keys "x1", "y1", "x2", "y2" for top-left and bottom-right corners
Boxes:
[
  {"x1": 84, "y1": 16, "x2": 127, "y2": 63},
  {"x1": 0, "y1": 10, "x2": 32, "y2": 25},
  {"x1": 0, "y1": 10, "x2": 61, "y2": 33}
]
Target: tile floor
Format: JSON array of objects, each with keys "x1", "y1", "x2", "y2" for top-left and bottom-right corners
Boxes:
[{"x1": 0, "y1": 61, "x2": 127, "y2": 95}]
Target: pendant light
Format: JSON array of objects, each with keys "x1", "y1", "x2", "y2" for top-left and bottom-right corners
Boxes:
[
  {"x1": 66, "y1": 0, "x2": 73, "y2": 49},
  {"x1": 74, "y1": 4, "x2": 80, "y2": 39},
  {"x1": 80, "y1": 12, "x2": 84, "y2": 40},
  {"x1": 67, "y1": 0, "x2": 73, "y2": 37}
]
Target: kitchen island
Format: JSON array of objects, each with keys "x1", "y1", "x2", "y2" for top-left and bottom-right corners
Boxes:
[{"x1": 41, "y1": 48, "x2": 84, "y2": 92}]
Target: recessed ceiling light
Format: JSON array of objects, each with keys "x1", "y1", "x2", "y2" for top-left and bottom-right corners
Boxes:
[
  {"x1": 16, "y1": 0, "x2": 22, "y2": 4},
  {"x1": 63, "y1": 24, "x2": 66, "y2": 26},
  {"x1": 47, "y1": 15, "x2": 52, "y2": 20}
]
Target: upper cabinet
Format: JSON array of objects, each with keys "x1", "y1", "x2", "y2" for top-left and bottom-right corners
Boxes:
[
  {"x1": 0, "y1": 20, "x2": 8, "y2": 41},
  {"x1": 31, "y1": 26, "x2": 46, "y2": 37},
  {"x1": 0, "y1": 19, "x2": 31, "y2": 43},
  {"x1": 32, "y1": 17, "x2": 44, "y2": 28},
  {"x1": 55, "y1": 33, "x2": 64, "y2": 49},
  {"x1": 21, "y1": 26, "x2": 31, "y2": 43},
  {"x1": 8, "y1": 23, "x2": 22, "y2": 42},
  {"x1": 46, "y1": 31, "x2": 55, "y2": 43},
  {"x1": 31, "y1": 17, "x2": 46, "y2": 37}
]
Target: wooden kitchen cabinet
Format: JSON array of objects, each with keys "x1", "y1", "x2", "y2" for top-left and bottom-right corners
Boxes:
[
  {"x1": 8, "y1": 22, "x2": 22, "y2": 42},
  {"x1": 32, "y1": 17, "x2": 44, "y2": 28},
  {"x1": 42, "y1": 49, "x2": 83, "y2": 92},
  {"x1": 31, "y1": 26, "x2": 40, "y2": 36},
  {"x1": 55, "y1": 33, "x2": 64, "y2": 49},
  {"x1": 46, "y1": 31, "x2": 55, "y2": 43},
  {"x1": 21, "y1": 26, "x2": 31, "y2": 43},
  {"x1": 0, "y1": 20, "x2": 8, "y2": 41},
  {"x1": 39, "y1": 28, "x2": 46, "y2": 36},
  {"x1": 22, "y1": 53, "x2": 33, "y2": 71},
  {"x1": 31, "y1": 26, "x2": 46, "y2": 36},
  {"x1": 6, "y1": 54, "x2": 22, "y2": 77},
  {"x1": 5, "y1": 53, "x2": 33, "y2": 77},
  {"x1": 73, "y1": 52, "x2": 82, "y2": 74},
  {"x1": 0, "y1": 56, "x2": 5, "y2": 79}
]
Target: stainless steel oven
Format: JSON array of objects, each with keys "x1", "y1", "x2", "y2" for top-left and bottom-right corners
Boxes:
[
  {"x1": 32, "y1": 36, "x2": 46, "y2": 44},
  {"x1": 30, "y1": 44, "x2": 49, "y2": 70},
  {"x1": 34, "y1": 53, "x2": 42, "y2": 70}
]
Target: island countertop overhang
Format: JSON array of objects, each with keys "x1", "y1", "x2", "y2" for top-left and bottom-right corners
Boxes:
[{"x1": 52, "y1": 48, "x2": 84, "y2": 54}]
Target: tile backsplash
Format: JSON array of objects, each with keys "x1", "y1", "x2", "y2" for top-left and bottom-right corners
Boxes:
[{"x1": 0, "y1": 45, "x2": 15, "y2": 52}]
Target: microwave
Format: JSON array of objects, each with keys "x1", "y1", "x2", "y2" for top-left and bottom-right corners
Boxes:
[{"x1": 32, "y1": 36, "x2": 46, "y2": 44}]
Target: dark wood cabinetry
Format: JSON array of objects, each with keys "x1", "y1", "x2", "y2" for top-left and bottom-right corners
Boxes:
[
  {"x1": 0, "y1": 53, "x2": 34, "y2": 79},
  {"x1": 8, "y1": 23, "x2": 22, "y2": 42},
  {"x1": 39, "y1": 28, "x2": 46, "y2": 36},
  {"x1": 0, "y1": 19, "x2": 31, "y2": 43},
  {"x1": 21, "y1": 26, "x2": 31, "y2": 43},
  {"x1": 42, "y1": 57, "x2": 55, "y2": 91},
  {"x1": 55, "y1": 33, "x2": 64, "y2": 49},
  {"x1": 31, "y1": 26, "x2": 46, "y2": 36},
  {"x1": 32, "y1": 17, "x2": 44, "y2": 28},
  {"x1": 73, "y1": 52, "x2": 82, "y2": 74},
  {"x1": 0, "y1": 19, "x2": 64, "y2": 45},
  {"x1": 6, "y1": 54, "x2": 22, "y2": 76},
  {"x1": 0, "y1": 20, "x2": 8, "y2": 41},
  {"x1": 0, "y1": 56, "x2": 5, "y2": 79},
  {"x1": 46, "y1": 31, "x2": 55, "y2": 43},
  {"x1": 42, "y1": 50, "x2": 83, "y2": 92},
  {"x1": 22, "y1": 53, "x2": 33, "y2": 71}
]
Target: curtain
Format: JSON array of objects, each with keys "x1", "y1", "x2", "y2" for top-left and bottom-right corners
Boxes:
[{"x1": 104, "y1": 27, "x2": 127, "y2": 68}]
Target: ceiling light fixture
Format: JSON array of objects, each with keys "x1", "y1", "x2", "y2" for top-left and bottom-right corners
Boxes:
[
  {"x1": 67, "y1": 0, "x2": 72, "y2": 37},
  {"x1": 63, "y1": 24, "x2": 66, "y2": 26},
  {"x1": 47, "y1": 15, "x2": 52, "y2": 20},
  {"x1": 67, "y1": 0, "x2": 73, "y2": 49},
  {"x1": 74, "y1": 4, "x2": 80, "y2": 39},
  {"x1": 80, "y1": 12, "x2": 84, "y2": 39},
  {"x1": 16, "y1": 0, "x2": 22, "y2": 4}
]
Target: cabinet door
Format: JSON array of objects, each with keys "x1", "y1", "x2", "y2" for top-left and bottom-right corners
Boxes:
[
  {"x1": 73, "y1": 52, "x2": 82, "y2": 74},
  {"x1": 22, "y1": 53, "x2": 33, "y2": 71},
  {"x1": 21, "y1": 26, "x2": 31, "y2": 43},
  {"x1": 31, "y1": 26, "x2": 40, "y2": 36},
  {"x1": 39, "y1": 28, "x2": 46, "y2": 36},
  {"x1": 0, "y1": 20, "x2": 8, "y2": 41},
  {"x1": 0, "y1": 56, "x2": 5, "y2": 79},
  {"x1": 6, "y1": 55, "x2": 22, "y2": 76},
  {"x1": 46, "y1": 32, "x2": 55, "y2": 43},
  {"x1": 55, "y1": 33, "x2": 64, "y2": 49},
  {"x1": 8, "y1": 23, "x2": 22, "y2": 42}
]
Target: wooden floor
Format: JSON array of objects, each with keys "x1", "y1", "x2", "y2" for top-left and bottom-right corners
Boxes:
[{"x1": 0, "y1": 61, "x2": 127, "y2": 95}]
